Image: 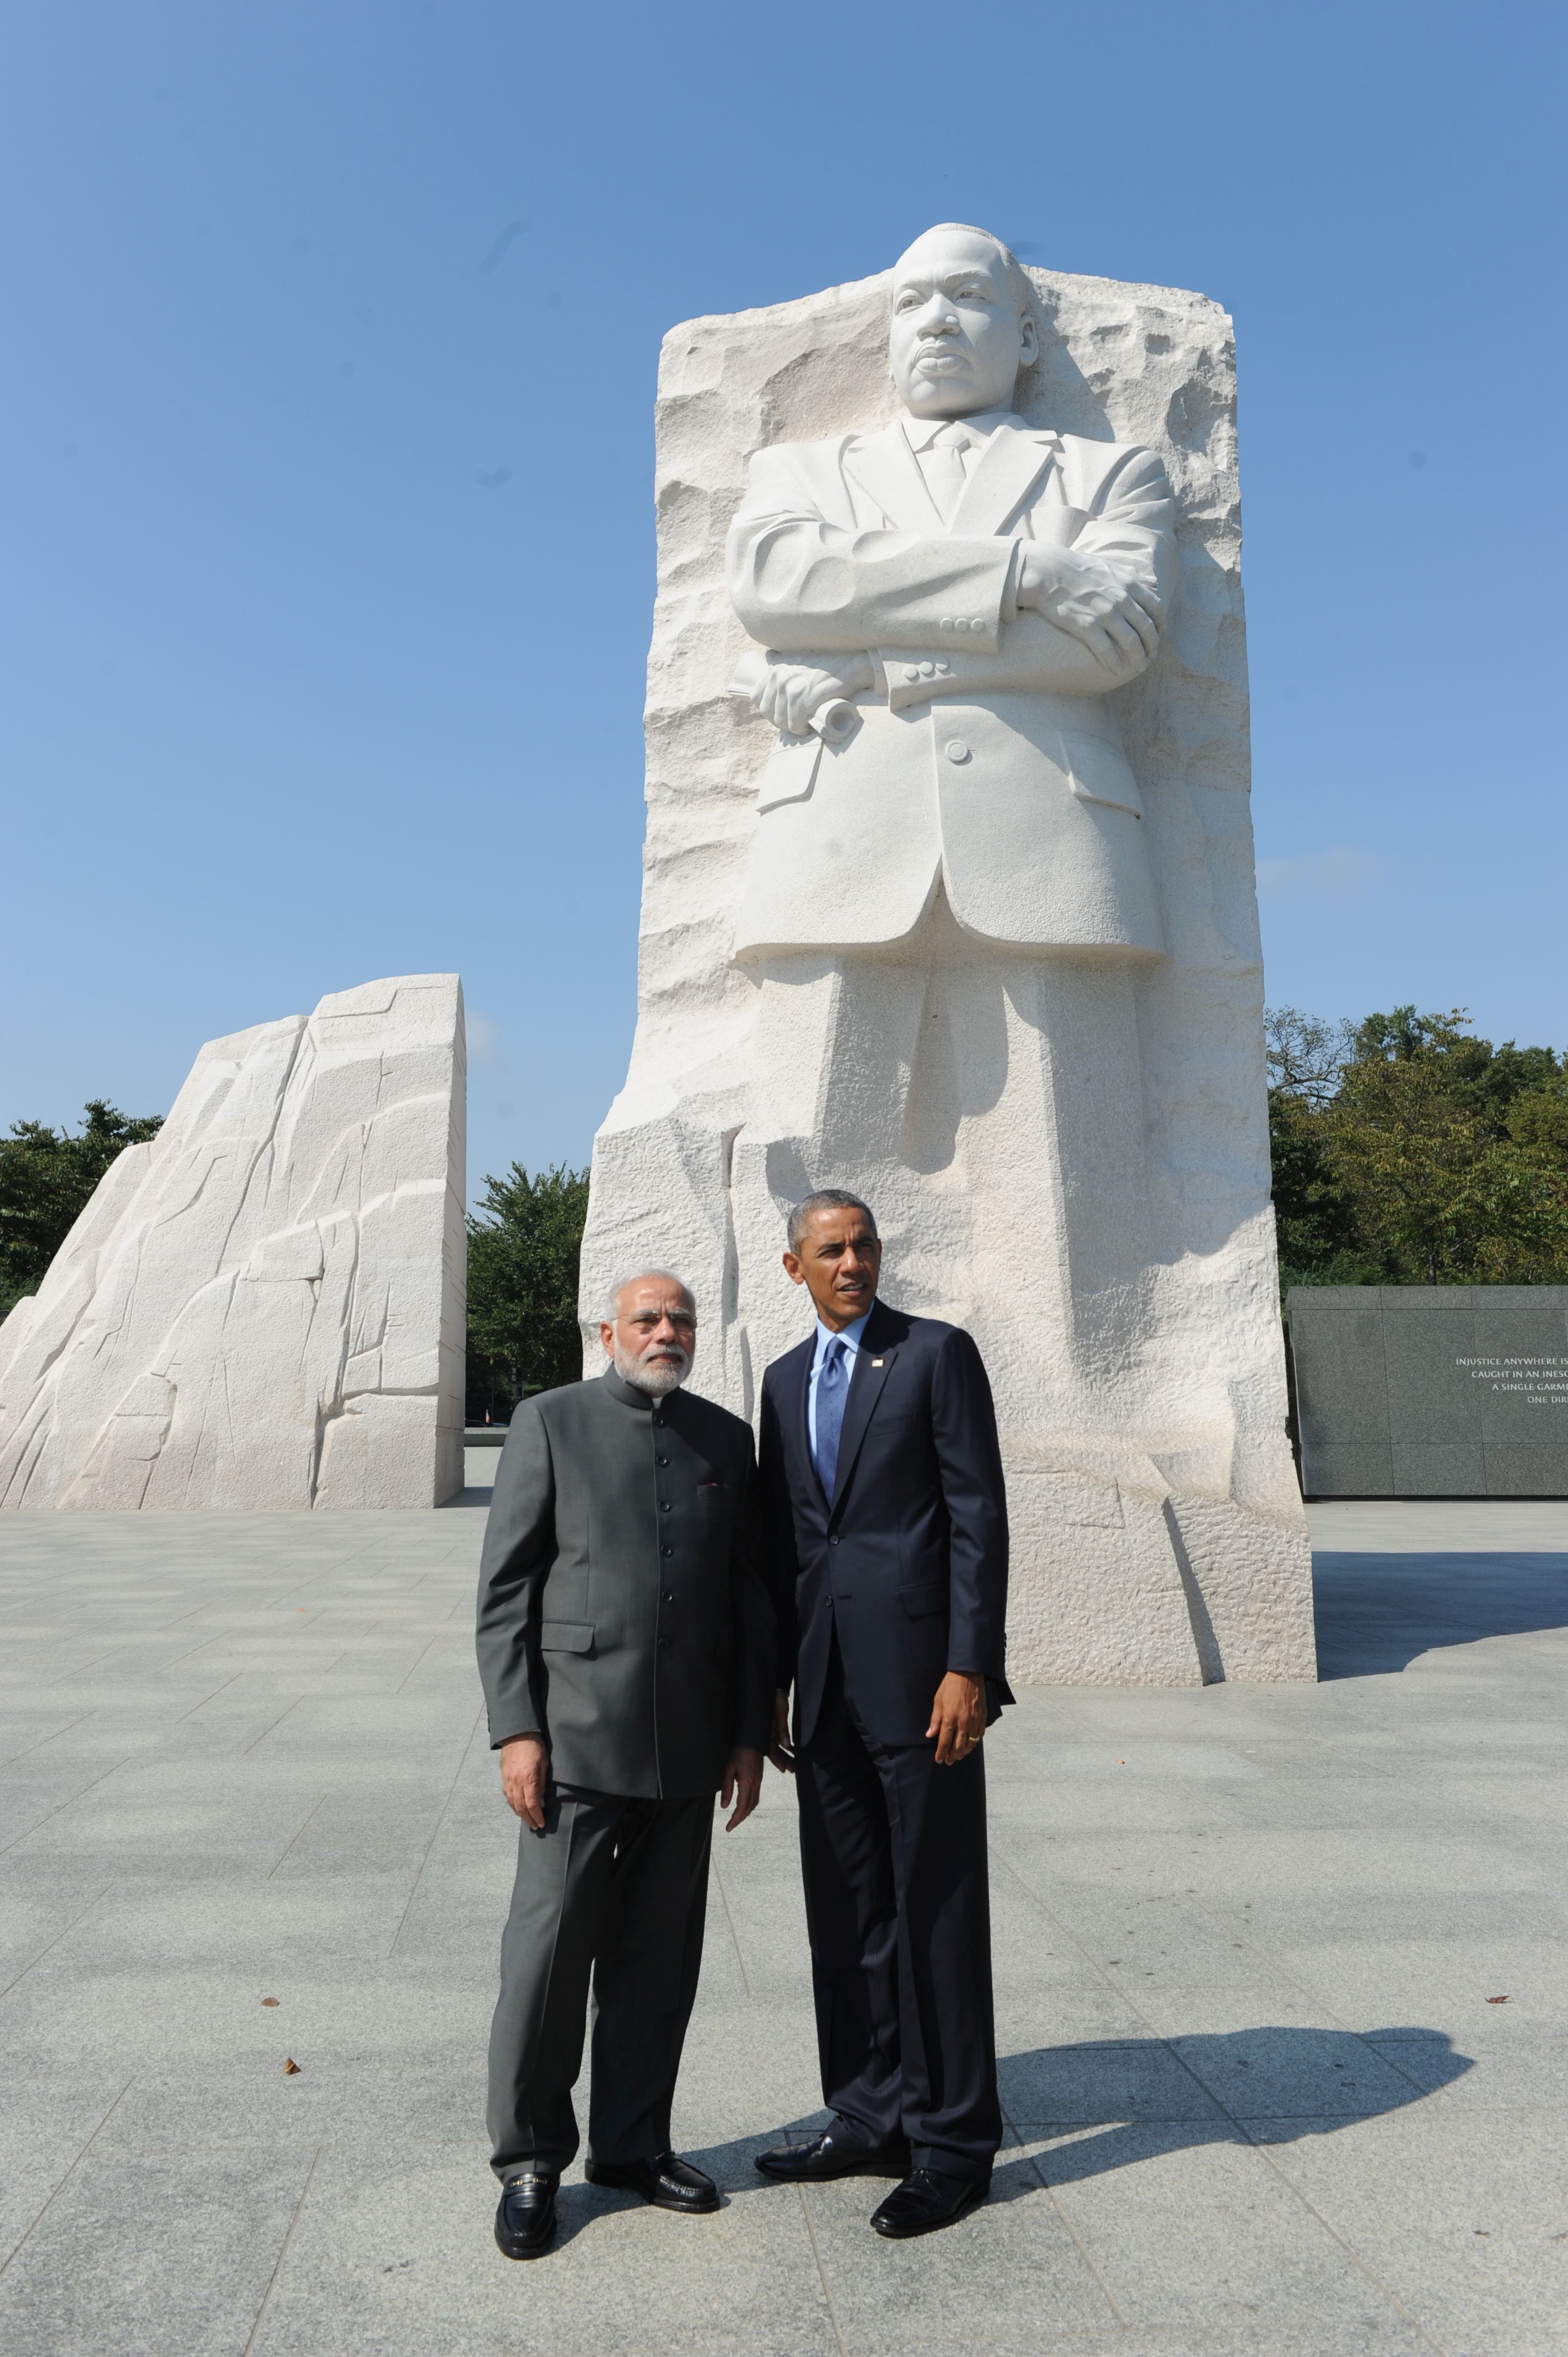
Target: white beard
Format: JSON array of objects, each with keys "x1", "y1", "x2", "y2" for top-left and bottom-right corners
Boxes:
[{"x1": 613, "y1": 1345, "x2": 688, "y2": 1397}]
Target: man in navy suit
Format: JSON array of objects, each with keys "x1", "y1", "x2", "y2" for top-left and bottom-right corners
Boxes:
[{"x1": 753, "y1": 1189, "x2": 1011, "y2": 2237}]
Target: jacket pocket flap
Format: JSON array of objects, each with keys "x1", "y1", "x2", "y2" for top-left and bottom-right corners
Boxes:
[
  {"x1": 1059, "y1": 728, "x2": 1145, "y2": 820},
  {"x1": 899, "y1": 1582, "x2": 948, "y2": 1619},
  {"x1": 757, "y1": 730, "x2": 825, "y2": 813},
  {"x1": 540, "y1": 1620, "x2": 595, "y2": 1654}
]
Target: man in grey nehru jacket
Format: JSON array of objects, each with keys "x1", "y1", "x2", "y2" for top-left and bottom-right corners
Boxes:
[{"x1": 476, "y1": 1270, "x2": 774, "y2": 2261}]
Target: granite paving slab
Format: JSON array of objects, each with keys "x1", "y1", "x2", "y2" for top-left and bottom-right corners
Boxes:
[{"x1": 0, "y1": 1497, "x2": 1564, "y2": 2354}]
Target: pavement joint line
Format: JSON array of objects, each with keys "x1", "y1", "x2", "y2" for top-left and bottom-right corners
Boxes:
[
  {"x1": 386, "y1": 1702, "x2": 487, "y2": 1957},
  {"x1": 0, "y1": 1708, "x2": 93, "y2": 1765},
  {"x1": 394, "y1": 1635, "x2": 441, "y2": 1695},
  {"x1": 0, "y1": 2072, "x2": 136, "y2": 2279},
  {"x1": 0, "y1": 1880, "x2": 114, "y2": 2001},
  {"x1": 266, "y1": 1792, "x2": 331, "y2": 1879},
  {"x1": 41, "y1": 1646, "x2": 127, "y2": 1689},
  {"x1": 150, "y1": 1599, "x2": 228, "y2": 1632},
  {"x1": 1165, "y1": 1885, "x2": 1361, "y2": 2031},
  {"x1": 793, "y1": 2183, "x2": 850, "y2": 2357},
  {"x1": 0, "y1": 1746, "x2": 146, "y2": 1857},
  {"x1": 998, "y1": 1803, "x2": 1458, "y2": 2349},
  {"x1": 240, "y1": 2140, "x2": 323, "y2": 2357},
  {"x1": 1229, "y1": 2118, "x2": 1447, "y2": 2352},
  {"x1": 710, "y1": 1856, "x2": 754, "y2": 1998},
  {"x1": 176, "y1": 1672, "x2": 245, "y2": 1721},
  {"x1": 1006, "y1": 2113, "x2": 1129, "y2": 2326},
  {"x1": 243, "y1": 1696, "x2": 308, "y2": 1756}
]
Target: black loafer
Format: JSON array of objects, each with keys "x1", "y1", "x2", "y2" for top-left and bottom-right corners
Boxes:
[
  {"x1": 494, "y1": 2173, "x2": 558, "y2": 2260},
  {"x1": 584, "y1": 2150, "x2": 720, "y2": 2213},
  {"x1": 870, "y1": 2167, "x2": 990, "y2": 2238},
  {"x1": 755, "y1": 2124, "x2": 911, "y2": 2182}
]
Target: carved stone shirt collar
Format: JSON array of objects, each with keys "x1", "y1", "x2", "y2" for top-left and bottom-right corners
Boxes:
[{"x1": 900, "y1": 404, "x2": 1017, "y2": 455}]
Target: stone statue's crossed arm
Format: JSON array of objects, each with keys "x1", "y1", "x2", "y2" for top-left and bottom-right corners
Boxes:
[
  {"x1": 728, "y1": 474, "x2": 1018, "y2": 658},
  {"x1": 728, "y1": 440, "x2": 1179, "y2": 729}
]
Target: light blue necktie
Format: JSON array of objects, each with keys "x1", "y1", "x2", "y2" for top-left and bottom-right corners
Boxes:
[{"x1": 815, "y1": 1335, "x2": 848, "y2": 1500}]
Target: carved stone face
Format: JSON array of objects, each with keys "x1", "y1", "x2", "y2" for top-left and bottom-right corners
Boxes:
[{"x1": 888, "y1": 227, "x2": 1038, "y2": 421}]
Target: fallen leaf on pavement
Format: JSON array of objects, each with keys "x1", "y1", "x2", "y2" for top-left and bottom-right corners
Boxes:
[
  {"x1": 283, "y1": 2057, "x2": 301, "y2": 2074},
  {"x1": 261, "y1": 1997, "x2": 279, "y2": 2007},
  {"x1": 1486, "y1": 1995, "x2": 1510, "y2": 2004}
]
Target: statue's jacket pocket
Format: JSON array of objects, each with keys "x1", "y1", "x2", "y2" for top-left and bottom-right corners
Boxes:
[{"x1": 1058, "y1": 726, "x2": 1145, "y2": 820}]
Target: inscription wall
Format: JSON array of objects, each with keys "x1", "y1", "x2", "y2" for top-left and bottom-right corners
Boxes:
[{"x1": 1287, "y1": 1286, "x2": 1568, "y2": 1497}]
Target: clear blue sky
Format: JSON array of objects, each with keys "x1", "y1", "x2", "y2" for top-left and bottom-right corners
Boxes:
[{"x1": 3, "y1": 1, "x2": 1563, "y2": 1200}]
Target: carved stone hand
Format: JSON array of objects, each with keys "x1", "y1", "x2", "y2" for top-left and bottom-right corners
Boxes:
[
  {"x1": 752, "y1": 653, "x2": 874, "y2": 735},
  {"x1": 1014, "y1": 543, "x2": 1160, "y2": 673}
]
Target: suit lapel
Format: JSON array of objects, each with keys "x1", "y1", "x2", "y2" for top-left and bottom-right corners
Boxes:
[
  {"x1": 778, "y1": 1336, "x2": 822, "y2": 1520},
  {"x1": 827, "y1": 1301, "x2": 900, "y2": 1523},
  {"x1": 843, "y1": 421, "x2": 944, "y2": 534},
  {"x1": 950, "y1": 417, "x2": 1060, "y2": 539}
]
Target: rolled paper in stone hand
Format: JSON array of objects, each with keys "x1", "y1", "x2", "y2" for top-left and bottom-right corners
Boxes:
[{"x1": 731, "y1": 651, "x2": 859, "y2": 746}]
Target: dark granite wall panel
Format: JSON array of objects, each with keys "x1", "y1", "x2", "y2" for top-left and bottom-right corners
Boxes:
[{"x1": 1287, "y1": 1288, "x2": 1568, "y2": 1497}]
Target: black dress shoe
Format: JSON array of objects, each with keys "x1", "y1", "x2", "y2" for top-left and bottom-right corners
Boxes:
[
  {"x1": 494, "y1": 2173, "x2": 558, "y2": 2260},
  {"x1": 755, "y1": 2123, "x2": 911, "y2": 2182},
  {"x1": 584, "y1": 2151, "x2": 720, "y2": 2212},
  {"x1": 870, "y1": 2167, "x2": 990, "y2": 2238}
]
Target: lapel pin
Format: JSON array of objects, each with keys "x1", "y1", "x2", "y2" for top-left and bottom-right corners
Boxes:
[{"x1": 871, "y1": 1358, "x2": 884, "y2": 1367}]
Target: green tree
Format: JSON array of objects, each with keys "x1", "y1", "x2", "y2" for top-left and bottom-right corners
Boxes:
[
  {"x1": 1266, "y1": 1003, "x2": 1568, "y2": 1294},
  {"x1": 0, "y1": 1100, "x2": 163, "y2": 1319},
  {"x1": 1265, "y1": 1009, "x2": 1373, "y2": 1290},
  {"x1": 466, "y1": 1161, "x2": 591, "y2": 1419}
]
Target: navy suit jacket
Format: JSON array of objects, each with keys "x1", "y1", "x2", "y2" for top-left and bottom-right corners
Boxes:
[{"x1": 758, "y1": 1298, "x2": 1012, "y2": 1748}]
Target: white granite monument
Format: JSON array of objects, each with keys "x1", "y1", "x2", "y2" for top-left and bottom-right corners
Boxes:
[
  {"x1": 0, "y1": 974, "x2": 466, "y2": 1510},
  {"x1": 580, "y1": 225, "x2": 1315, "y2": 1682}
]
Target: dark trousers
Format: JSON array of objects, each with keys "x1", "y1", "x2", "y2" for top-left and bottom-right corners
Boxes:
[
  {"x1": 487, "y1": 1784, "x2": 713, "y2": 2181},
  {"x1": 795, "y1": 1639, "x2": 1000, "y2": 2177}
]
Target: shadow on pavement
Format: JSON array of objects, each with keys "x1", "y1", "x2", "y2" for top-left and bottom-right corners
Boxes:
[
  {"x1": 992, "y1": 2024, "x2": 1469, "y2": 2192},
  {"x1": 439, "y1": 1485, "x2": 495, "y2": 1510},
  {"x1": 1313, "y1": 1550, "x2": 1568, "y2": 1677},
  {"x1": 545, "y1": 2026, "x2": 1469, "y2": 2240}
]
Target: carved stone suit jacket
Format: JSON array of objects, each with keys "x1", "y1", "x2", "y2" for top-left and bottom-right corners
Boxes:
[{"x1": 726, "y1": 414, "x2": 1178, "y2": 959}]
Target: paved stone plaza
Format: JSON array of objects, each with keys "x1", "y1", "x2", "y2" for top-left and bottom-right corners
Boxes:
[{"x1": 1, "y1": 1480, "x2": 1565, "y2": 2356}]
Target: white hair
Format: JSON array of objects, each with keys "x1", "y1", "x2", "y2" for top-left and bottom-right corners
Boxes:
[{"x1": 601, "y1": 1269, "x2": 694, "y2": 1325}]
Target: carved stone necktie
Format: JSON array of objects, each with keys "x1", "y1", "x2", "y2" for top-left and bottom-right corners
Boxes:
[
  {"x1": 814, "y1": 1335, "x2": 848, "y2": 1500},
  {"x1": 924, "y1": 422, "x2": 973, "y2": 524}
]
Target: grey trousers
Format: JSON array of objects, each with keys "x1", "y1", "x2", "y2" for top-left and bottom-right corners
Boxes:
[{"x1": 487, "y1": 1784, "x2": 714, "y2": 2181}]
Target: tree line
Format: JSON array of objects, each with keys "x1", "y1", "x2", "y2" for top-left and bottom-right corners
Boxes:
[
  {"x1": 0, "y1": 1102, "x2": 164, "y2": 1320},
  {"x1": 1269, "y1": 1005, "x2": 1568, "y2": 1291},
  {"x1": 6, "y1": 1003, "x2": 1566, "y2": 1404}
]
